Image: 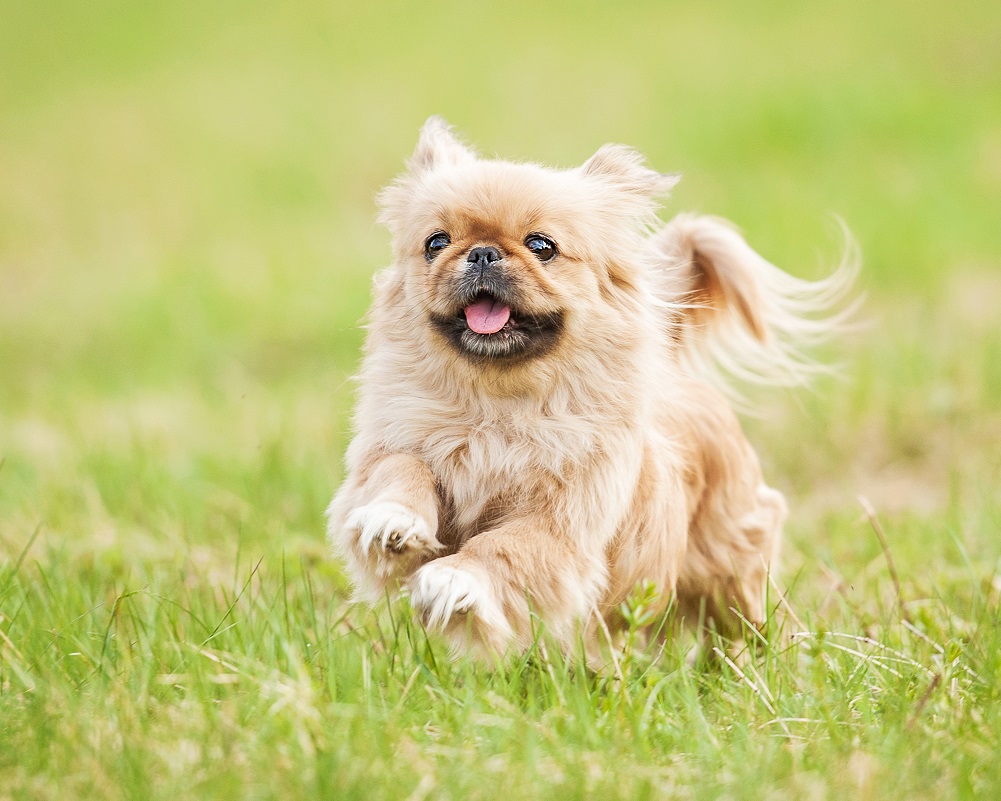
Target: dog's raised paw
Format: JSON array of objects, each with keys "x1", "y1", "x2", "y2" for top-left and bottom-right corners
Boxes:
[{"x1": 345, "y1": 501, "x2": 441, "y2": 557}]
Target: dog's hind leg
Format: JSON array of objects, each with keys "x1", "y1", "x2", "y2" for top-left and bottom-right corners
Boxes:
[{"x1": 677, "y1": 481, "x2": 786, "y2": 641}]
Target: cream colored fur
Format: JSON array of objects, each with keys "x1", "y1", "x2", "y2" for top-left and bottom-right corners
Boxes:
[{"x1": 326, "y1": 118, "x2": 856, "y2": 660}]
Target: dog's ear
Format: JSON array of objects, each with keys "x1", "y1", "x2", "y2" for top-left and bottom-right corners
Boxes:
[
  {"x1": 582, "y1": 144, "x2": 680, "y2": 198},
  {"x1": 377, "y1": 118, "x2": 476, "y2": 233},
  {"x1": 409, "y1": 116, "x2": 476, "y2": 172}
]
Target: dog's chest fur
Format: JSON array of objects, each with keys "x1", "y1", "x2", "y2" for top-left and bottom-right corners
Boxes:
[{"x1": 369, "y1": 385, "x2": 625, "y2": 540}]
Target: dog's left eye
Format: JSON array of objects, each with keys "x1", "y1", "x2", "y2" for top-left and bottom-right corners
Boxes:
[
  {"x1": 425, "y1": 231, "x2": 451, "y2": 261},
  {"x1": 524, "y1": 234, "x2": 557, "y2": 263}
]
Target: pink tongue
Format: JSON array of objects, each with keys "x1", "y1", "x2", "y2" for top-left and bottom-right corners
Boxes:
[{"x1": 464, "y1": 298, "x2": 511, "y2": 335}]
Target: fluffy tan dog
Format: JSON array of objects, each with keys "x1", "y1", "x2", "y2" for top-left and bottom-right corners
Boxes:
[{"x1": 327, "y1": 118, "x2": 854, "y2": 659}]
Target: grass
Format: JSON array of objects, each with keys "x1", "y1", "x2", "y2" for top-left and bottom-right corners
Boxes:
[{"x1": 1, "y1": 0, "x2": 1000, "y2": 798}]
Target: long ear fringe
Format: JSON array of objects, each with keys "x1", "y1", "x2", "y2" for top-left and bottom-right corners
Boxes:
[{"x1": 654, "y1": 213, "x2": 862, "y2": 403}]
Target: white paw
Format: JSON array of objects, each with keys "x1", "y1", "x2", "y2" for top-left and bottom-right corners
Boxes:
[
  {"x1": 345, "y1": 501, "x2": 440, "y2": 557},
  {"x1": 409, "y1": 562, "x2": 511, "y2": 640}
]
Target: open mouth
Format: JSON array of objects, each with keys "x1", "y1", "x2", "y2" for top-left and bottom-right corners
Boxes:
[
  {"x1": 464, "y1": 296, "x2": 513, "y2": 335},
  {"x1": 430, "y1": 292, "x2": 564, "y2": 361}
]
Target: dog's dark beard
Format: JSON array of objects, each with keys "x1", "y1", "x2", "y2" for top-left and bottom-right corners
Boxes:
[
  {"x1": 430, "y1": 292, "x2": 564, "y2": 362},
  {"x1": 427, "y1": 264, "x2": 565, "y2": 362}
]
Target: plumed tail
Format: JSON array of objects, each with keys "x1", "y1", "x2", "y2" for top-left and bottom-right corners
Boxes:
[{"x1": 653, "y1": 213, "x2": 860, "y2": 391}]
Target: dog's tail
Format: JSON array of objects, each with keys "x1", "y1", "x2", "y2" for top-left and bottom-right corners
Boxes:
[{"x1": 652, "y1": 213, "x2": 860, "y2": 391}]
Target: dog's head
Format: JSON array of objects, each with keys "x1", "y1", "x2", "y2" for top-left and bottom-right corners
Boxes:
[{"x1": 375, "y1": 117, "x2": 678, "y2": 370}]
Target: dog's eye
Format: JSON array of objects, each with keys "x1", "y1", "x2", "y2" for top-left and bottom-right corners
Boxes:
[
  {"x1": 524, "y1": 234, "x2": 557, "y2": 263},
  {"x1": 424, "y1": 231, "x2": 451, "y2": 261}
]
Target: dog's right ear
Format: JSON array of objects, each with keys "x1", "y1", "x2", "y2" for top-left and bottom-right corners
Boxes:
[
  {"x1": 409, "y1": 116, "x2": 476, "y2": 172},
  {"x1": 377, "y1": 118, "x2": 476, "y2": 234}
]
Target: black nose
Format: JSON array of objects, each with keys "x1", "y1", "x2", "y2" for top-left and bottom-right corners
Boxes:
[{"x1": 466, "y1": 246, "x2": 502, "y2": 269}]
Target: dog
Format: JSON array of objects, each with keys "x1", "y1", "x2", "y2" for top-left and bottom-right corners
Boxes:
[{"x1": 327, "y1": 117, "x2": 855, "y2": 660}]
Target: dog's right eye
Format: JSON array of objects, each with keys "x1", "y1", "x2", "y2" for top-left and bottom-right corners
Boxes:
[{"x1": 424, "y1": 232, "x2": 451, "y2": 261}]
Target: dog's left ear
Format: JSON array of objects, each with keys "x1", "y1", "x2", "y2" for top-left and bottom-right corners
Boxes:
[
  {"x1": 581, "y1": 144, "x2": 680, "y2": 197},
  {"x1": 409, "y1": 116, "x2": 477, "y2": 173}
]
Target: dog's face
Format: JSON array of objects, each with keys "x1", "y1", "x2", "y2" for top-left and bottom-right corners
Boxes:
[
  {"x1": 414, "y1": 189, "x2": 570, "y2": 362},
  {"x1": 376, "y1": 118, "x2": 678, "y2": 368}
]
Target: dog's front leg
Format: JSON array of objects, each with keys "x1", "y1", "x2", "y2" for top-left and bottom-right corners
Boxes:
[
  {"x1": 327, "y1": 452, "x2": 444, "y2": 601},
  {"x1": 408, "y1": 515, "x2": 607, "y2": 655}
]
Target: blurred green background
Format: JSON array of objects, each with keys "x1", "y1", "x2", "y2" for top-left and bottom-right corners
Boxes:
[
  {"x1": 3, "y1": 0, "x2": 1000, "y2": 549},
  {"x1": 3, "y1": 0, "x2": 1000, "y2": 594},
  {"x1": 1, "y1": 2, "x2": 1000, "y2": 796}
]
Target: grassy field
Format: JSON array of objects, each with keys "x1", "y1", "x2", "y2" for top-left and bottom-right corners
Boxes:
[{"x1": 2, "y1": 1, "x2": 1000, "y2": 798}]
